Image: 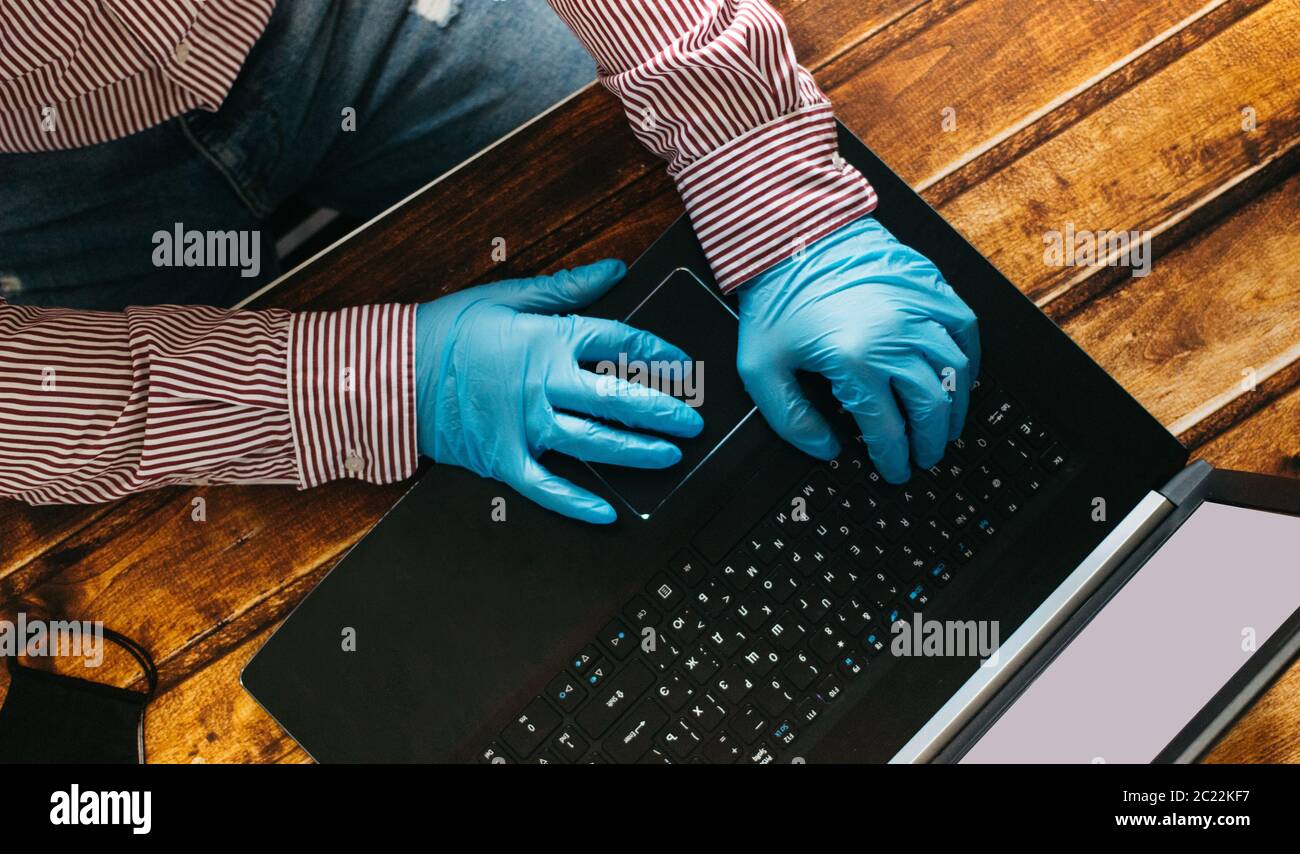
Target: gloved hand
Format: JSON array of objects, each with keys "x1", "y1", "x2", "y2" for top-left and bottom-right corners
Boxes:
[
  {"x1": 416, "y1": 259, "x2": 703, "y2": 524},
  {"x1": 736, "y1": 216, "x2": 980, "y2": 484}
]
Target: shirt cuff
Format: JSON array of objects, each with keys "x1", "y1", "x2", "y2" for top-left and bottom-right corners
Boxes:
[
  {"x1": 673, "y1": 103, "x2": 879, "y2": 292},
  {"x1": 288, "y1": 304, "x2": 418, "y2": 488}
]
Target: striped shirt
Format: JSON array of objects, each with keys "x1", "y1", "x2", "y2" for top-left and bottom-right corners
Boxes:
[{"x1": 0, "y1": 0, "x2": 876, "y2": 505}]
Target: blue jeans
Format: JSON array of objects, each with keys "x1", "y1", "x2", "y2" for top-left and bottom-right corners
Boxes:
[{"x1": 0, "y1": 0, "x2": 594, "y2": 310}]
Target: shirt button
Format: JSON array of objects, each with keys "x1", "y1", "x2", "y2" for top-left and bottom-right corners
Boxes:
[
  {"x1": 174, "y1": 40, "x2": 192, "y2": 64},
  {"x1": 344, "y1": 451, "x2": 364, "y2": 476},
  {"x1": 0, "y1": 274, "x2": 22, "y2": 296}
]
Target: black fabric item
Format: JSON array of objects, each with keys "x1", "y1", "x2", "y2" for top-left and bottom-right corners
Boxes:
[{"x1": 0, "y1": 627, "x2": 156, "y2": 763}]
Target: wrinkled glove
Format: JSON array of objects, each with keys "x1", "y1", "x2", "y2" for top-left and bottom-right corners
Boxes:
[
  {"x1": 736, "y1": 216, "x2": 980, "y2": 484},
  {"x1": 416, "y1": 259, "x2": 703, "y2": 524}
]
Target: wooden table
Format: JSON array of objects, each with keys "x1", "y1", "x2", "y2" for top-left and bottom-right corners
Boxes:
[{"x1": 2, "y1": 0, "x2": 1297, "y2": 764}]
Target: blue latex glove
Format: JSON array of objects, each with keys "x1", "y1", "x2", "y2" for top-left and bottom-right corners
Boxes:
[
  {"x1": 737, "y1": 216, "x2": 980, "y2": 484},
  {"x1": 416, "y1": 259, "x2": 703, "y2": 524}
]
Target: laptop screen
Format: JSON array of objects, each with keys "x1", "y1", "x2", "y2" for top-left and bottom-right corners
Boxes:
[{"x1": 962, "y1": 500, "x2": 1300, "y2": 763}]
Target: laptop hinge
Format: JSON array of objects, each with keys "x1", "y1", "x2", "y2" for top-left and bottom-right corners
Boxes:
[{"x1": 1159, "y1": 459, "x2": 1213, "y2": 506}]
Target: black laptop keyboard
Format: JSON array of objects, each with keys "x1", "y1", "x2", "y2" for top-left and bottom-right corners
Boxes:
[{"x1": 480, "y1": 376, "x2": 1070, "y2": 764}]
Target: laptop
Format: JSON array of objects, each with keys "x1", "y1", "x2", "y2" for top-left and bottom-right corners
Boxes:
[{"x1": 241, "y1": 123, "x2": 1300, "y2": 764}]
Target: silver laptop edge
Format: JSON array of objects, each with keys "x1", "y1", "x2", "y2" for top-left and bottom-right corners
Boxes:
[{"x1": 889, "y1": 489, "x2": 1175, "y2": 763}]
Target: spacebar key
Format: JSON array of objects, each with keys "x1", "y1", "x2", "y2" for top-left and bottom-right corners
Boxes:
[{"x1": 577, "y1": 660, "x2": 655, "y2": 739}]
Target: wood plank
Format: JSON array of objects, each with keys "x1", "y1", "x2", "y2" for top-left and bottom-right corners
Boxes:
[
  {"x1": 146, "y1": 623, "x2": 311, "y2": 764},
  {"x1": 934, "y1": 0, "x2": 1300, "y2": 307},
  {"x1": 1194, "y1": 383, "x2": 1300, "y2": 479},
  {"x1": 1061, "y1": 169, "x2": 1300, "y2": 430},
  {"x1": 817, "y1": 0, "x2": 1223, "y2": 187}
]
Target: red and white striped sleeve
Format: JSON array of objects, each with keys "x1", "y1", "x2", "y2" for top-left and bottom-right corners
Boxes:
[
  {"x1": 0, "y1": 298, "x2": 417, "y2": 505},
  {"x1": 547, "y1": 0, "x2": 878, "y2": 292}
]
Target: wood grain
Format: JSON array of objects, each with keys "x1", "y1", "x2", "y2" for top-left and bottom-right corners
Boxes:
[
  {"x1": 1061, "y1": 169, "x2": 1300, "y2": 429},
  {"x1": 936, "y1": 0, "x2": 1300, "y2": 307}
]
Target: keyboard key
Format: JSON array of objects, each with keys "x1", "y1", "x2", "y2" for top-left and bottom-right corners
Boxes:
[
  {"x1": 1040, "y1": 443, "x2": 1068, "y2": 474},
  {"x1": 978, "y1": 389, "x2": 1017, "y2": 433},
  {"x1": 810, "y1": 624, "x2": 850, "y2": 663},
  {"x1": 794, "y1": 698, "x2": 822, "y2": 727},
  {"x1": 658, "y1": 718, "x2": 704, "y2": 760},
  {"x1": 795, "y1": 589, "x2": 833, "y2": 623},
  {"x1": 544, "y1": 672, "x2": 586, "y2": 714},
  {"x1": 703, "y1": 730, "x2": 744, "y2": 763},
  {"x1": 669, "y1": 548, "x2": 706, "y2": 587},
  {"x1": 1017, "y1": 466, "x2": 1045, "y2": 495},
  {"x1": 551, "y1": 727, "x2": 588, "y2": 763},
  {"x1": 682, "y1": 645, "x2": 721, "y2": 685},
  {"x1": 622, "y1": 595, "x2": 660, "y2": 630},
  {"x1": 926, "y1": 559, "x2": 955, "y2": 588},
  {"x1": 691, "y1": 577, "x2": 733, "y2": 617},
  {"x1": 734, "y1": 591, "x2": 775, "y2": 631},
  {"x1": 951, "y1": 539, "x2": 979, "y2": 563},
  {"x1": 793, "y1": 469, "x2": 836, "y2": 510},
  {"x1": 969, "y1": 462, "x2": 1009, "y2": 505},
  {"x1": 844, "y1": 484, "x2": 881, "y2": 524},
  {"x1": 665, "y1": 606, "x2": 706, "y2": 646},
  {"x1": 605, "y1": 700, "x2": 668, "y2": 763},
  {"x1": 744, "y1": 743, "x2": 778, "y2": 764},
  {"x1": 904, "y1": 582, "x2": 930, "y2": 612},
  {"x1": 834, "y1": 596, "x2": 873, "y2": 635},
  {"x1": 814, "y1": 674, "x2": 844, "y2": 704},
  {"x1": 743, "y1": 523, "x2": 782, "y2": 564},
  {"x1": 940, "y1": 489, "x2": 979, "y2": 530},
  {"x1": 862, "y1": 626, "x2": 887, "y2": 660},
  {"x1": 684, "y1": 692, "x2": 728, "y2": 732},
  {"x1": 584, "y1": 659, "x2": 614, "y2": 689},
  {"x1": 993, "y1": 437, "x2": 1031, "y2": 473},
  {"x1": 783, "y1": 649, "x2": 823, "y2": 691},
  {"x1": 718, "y1": 551, "x2": 761, "y2": 590},
  {"x1": 569, "y1": 644, "x2": 600, "y2": 678},
  {"x1": 759, "y1": 565, "x2": 801, "y2": 602},
  {"x1": 576, "y1": 660, "x2": 654, "y2": 739},
  {"x1": 704, "y1": 619, "x2": 749, "y2": 658},
  {"x1": 644, "y1": 634, "x2": 681, "y2": 672},
  {"x1": 714, "y1": 665, "x2": 756, "y2": 705},
  {"x1": 997, "y1": 490, "x2": 1023, "y2": 519},
  {"x1": 599, "y1": 618, "x2": 634, "y2": 660},
  {"x1": 647, "y1": 573, "x2": 683, "y2": 609},
  {"x1": 502, "y1": 697, "x2": 561, "y2": 758},
  {"x1": 739, "y1": 639, "x2": 782, "y2": 676},
  {"x1": 734, "y1": 706, "x2": 769, "y2": 744},
  {"x1": 771, "y1": 719, "x2": 798, "y2": 748},
  {"x1": 654, "y1": 670, "x2": 695, "y2": 711},
  {"x1": 480, "y1": 742, "x2": 512, "y2": 764},
  {"x1": 838, "y1": 654, "x2": 864, "y2": 678},
  {"x1": 766, "y1": 612, "x2": 807, "y2": 651},
  {"x1": 1014, "y1": 417, "x2": 1052, "y2": 449},
  {"x1": 826, "y1": 441, "x2": 868, "y2": 483},
  {"x1": 638, "y1": 747, "x2": 674, "y2": 765}
]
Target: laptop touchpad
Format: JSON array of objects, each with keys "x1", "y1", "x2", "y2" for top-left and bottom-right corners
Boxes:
[{"x1": 585, "y1": 267, "x2": 755, "y2": 518}]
